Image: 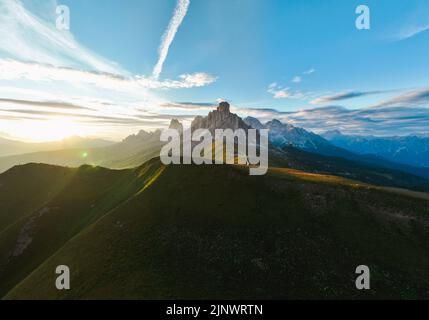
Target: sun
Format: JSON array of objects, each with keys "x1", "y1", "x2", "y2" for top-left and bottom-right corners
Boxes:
[{"x1": 5, "y1": 118, "x2": 93, "y2": 142}]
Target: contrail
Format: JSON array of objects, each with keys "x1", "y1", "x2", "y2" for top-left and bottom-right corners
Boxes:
[{"x1": 152, "y1": 0, "x2": 191, "y2": 79}]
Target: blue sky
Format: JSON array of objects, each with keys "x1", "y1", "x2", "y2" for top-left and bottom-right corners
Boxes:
[{"x1": 0, "y1": 0, "x2": 429, "y2": 141}]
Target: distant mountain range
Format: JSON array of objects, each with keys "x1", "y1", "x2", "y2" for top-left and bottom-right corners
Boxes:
[
  {"x1": 243, "y1": 116, "x2": 429, "y2": 181},
  {"x1": 244, "y1": 116, "x2": 348, "y2": 155},
  {"x1": 0, "y1": 131, "x2": 163, "y2": 174},
  {"x1": 1, "y1": 102, "x2": 429, "y2": 190},
  {"x1": 322, "y1": 130, "x2": 429, "y2": 168},
  {"x1": 0, "y1": 136, "x2": 114, "y2": 157}
]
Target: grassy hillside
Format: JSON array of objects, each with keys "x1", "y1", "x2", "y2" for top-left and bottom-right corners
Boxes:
[
  {"x1": 2, "y1": 139, "x2": 429, "y2": 194},
  {"x1": 1, "y1": 159, "x2": 429, "y2": 299},
  {"x1": 0, "y1": 161, "x2": 163, "y2": 297},
  {"x1": 273, "y1": 146, "x2": 429, "y2": 191}
]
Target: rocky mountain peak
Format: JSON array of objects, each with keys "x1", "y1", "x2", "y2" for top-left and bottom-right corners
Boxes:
[
  {"x1": 169, "y1": 119, "x2": 183, "y2": 133},
  {"x1": 191, "y1": 101, "x2": 250, "y2": 133},
  {"x1": 217, "y1": 101, "x2": 230, "y2": 113},
  {"x1": 243, "y1": 116, "x2": 265, "y2": 130},
  {"x1": 266, "y1": 119, "x2": 283, "y2": 128}
]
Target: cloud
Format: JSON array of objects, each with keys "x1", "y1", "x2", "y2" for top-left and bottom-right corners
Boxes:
[
  {"x1": 270, "y1": 69, "x2": 316, "y2": 99},
  {"x1": 311, "y1": 91, "x2": 386, "y2": 104},
  {"x1": 0, "y1": 0, "x2": 216, "y2": 141},
  {"x1": 0, "y1": 98, "x2": 194, "y2": 129},
  {"x1": 303, "y1": 68, "x2": 316, "y2": 75},
  {"x1": 0, "y1": 59, "x2": 216, "y2": 91},
  {"x1": 160, "y1": 101, "x2": 216, "y2": 111},
  {"x1": 0, "y1": 0, "x2": 215, "y2": 91},
  {"x1": 292, "y1": 76, "x2": 302, "y2": 83},
  {"x1": 0, "y1": 0, "x2": 125, "y2": 74},
  {"x1": 0, "y1": 98, "x2": 95, "y2": 111},
  {"x1": 152, "y1": 0, "x2": 191, "y2": 79},
  {"x1": 395, "y1": 23, "x2": 429, "y2": 41},
  {"x1": 238, "y1": 104, "x2": 429, "y2": 137},
  {"x1": 372, "y1": 87, "x2": 429, "y2": 108},
  {"x1": 267, "y1": 83, "x2": 305, "y2": 100},
  {"x1": 271, "y1": 89, "x2": 291, "y2": 99}
]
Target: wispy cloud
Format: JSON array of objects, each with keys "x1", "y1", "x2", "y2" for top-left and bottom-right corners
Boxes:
[
  {"x1": 303, "y1": 68, "x2": 316, "y2": 75},
  {"x1": 395, "y1": 23, "x2": 429, "y2": 41},
  {"x1": 0, "y1": 98, "x2": 95, "y2": 111},
  {"x1": 238, "y1": 105, "x2": 429, "y2": 137},
  {"x1": 292, "y1": 76, "x2": 302, "y2": 83},
  {"x1": 311, "y1": 91, "x2": 387, "y2": 104},
  {"x1": 152, "y1": 0, "x2": 191, "y2": 79},
  {"x1": 0, "y1": 0, "x2": 217, "y2": 141},
  {"x1": 372, "y1": 87, "x2": 429, "y2": 107},
  {"x1": 0, "y1": 0, "x2": 215, "y2": 93},
  {"x1": 267, "y1": 83, "x2": 305, "y2": 100},
  {"x1": 160, "y1": 101, "x2": 216, "y2": 111},
  {"x1": 0, "y1": 96, "x2": 195, "y2": 132},
  {"x1": 0, "y1": 0, "x2": 125, "y2": 74},
  {"x1": 0, "y1": 59, "x2": 216, "y2": 92}
]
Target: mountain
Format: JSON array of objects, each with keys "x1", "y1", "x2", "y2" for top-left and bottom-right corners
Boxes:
[
  {"x1": 168, "y1": 118, "x2": 184, "y2": 133},
  {"x1": 245, "y1": 117, "x2": 429, "y2": 181},
  {"x1": 0, "y1": 102, "x2": 250, "y2": 173},
  {"x1": 192, "y1": 102, "x2": 250, "y2": 133},
  {"x1": 244, "y1": 117, "x2": 357, "y2": 157},
  {"x1": 323, "y1": 130, "x2": 429, "y2": 168},
  {"x1": 0, "y1": 130, "x2": 163, "y2": 174},
  {"x1": 1, "y1": 101, "x2": 429, "y2": 299},
  {"x1": 0, "y1": 136, "x2": 114, "y2": 158},
  {"x1": 1, "y1": 159, "x2": 428, "y2": 299},
  {"x1": 1, "y1": 103, "x2": 429, "y2": 191}
]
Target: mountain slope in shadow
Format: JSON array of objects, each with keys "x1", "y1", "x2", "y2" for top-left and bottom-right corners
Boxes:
[{"x1": 1, "y1": 159, "x2": 428, "y2": 299}]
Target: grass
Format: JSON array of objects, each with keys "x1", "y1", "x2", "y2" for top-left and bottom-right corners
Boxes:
[{"x1": 1, "y1": 159, "x2": 428, "y2": 299}]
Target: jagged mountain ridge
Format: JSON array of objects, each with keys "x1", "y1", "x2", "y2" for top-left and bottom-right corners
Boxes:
[
  {"x1": 323, "y1": 130, "x2": 429, "y2": 168},
  {"x1": 191, "y1": 102, "x2": 251, "y2": 133}
]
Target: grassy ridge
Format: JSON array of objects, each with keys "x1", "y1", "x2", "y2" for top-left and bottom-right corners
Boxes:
[
  {"x1": 1, "y1": 160, "x2": 429, "y2": 299},
  {"x1": 0, "y1": 160, "x2": 162, "y2": 297}
]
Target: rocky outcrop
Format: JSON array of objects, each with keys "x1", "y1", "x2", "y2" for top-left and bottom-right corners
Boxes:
[
  {"x1": 191, "y1": 102, "x2": 251, "y2": 134},
  {"x1": 243, "y1": 116, "x2": 265, "y2": 130},
  {"x1": 169, "y1": 119, "x2": 183, "y2": 133}
]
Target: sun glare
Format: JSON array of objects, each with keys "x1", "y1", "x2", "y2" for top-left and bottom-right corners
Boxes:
[{"x1": 4, "y1": 118, "x2": 92, "y2": 142}]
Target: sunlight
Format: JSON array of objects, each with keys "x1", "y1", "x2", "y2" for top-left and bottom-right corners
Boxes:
[{"x1": 3, "y1": 118, "x2": 93, "y2": 142}]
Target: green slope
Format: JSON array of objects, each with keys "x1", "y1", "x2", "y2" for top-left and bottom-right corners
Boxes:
[
  {"x1": 2, "y1": 160, "x2": 429, "y2": 299},
  {"x1": 0, "y1": 160, "x2": 163, "y2": 297},
  {"x1": 0, "y1": 164, "x2": 74, "y2": 234}
]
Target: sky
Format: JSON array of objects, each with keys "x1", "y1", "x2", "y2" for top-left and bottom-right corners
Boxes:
[{"x1": 0, "y1": 0, "x2": 429, "y2": 141}]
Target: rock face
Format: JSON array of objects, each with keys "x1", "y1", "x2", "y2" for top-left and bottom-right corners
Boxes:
[
  {"x1": 217, "y1": 101, "x2": 230, "y2": 113},
  {"x1": 169, "y1": 119, "x2": 183, "y2": 133},
  {"x1": 191, "y1": 102, "x2": 250, "y2": 134},
  {"x1": 243, "y1": 116, "x2": 265, "y2": 130}
]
